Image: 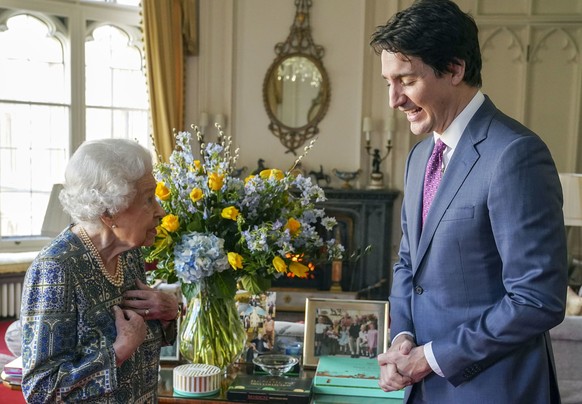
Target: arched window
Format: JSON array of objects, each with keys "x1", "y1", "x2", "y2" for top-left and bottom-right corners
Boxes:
[
  {"x1": 85, "y1": 24, "x2": 149, "y2": 145},
  {"x1": 0, "y1": 2, "x2": 147, "y2": 250},
  {"x1": 0, "y1": 13, "x2": 69, "y2": 242}
]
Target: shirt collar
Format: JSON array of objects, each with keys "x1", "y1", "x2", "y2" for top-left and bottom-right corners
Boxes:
[{"x1": 433, "y1": 91, "x2": 485, "y2": 150}]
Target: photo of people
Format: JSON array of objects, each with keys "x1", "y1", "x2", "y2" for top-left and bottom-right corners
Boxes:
[
  {"x1": 235, "y1": 290, "x2": 277, "y2": 362},
  {"x1": 313, "y1": 307, "x2": 380, "y2": 359},
  {"x1": 301, "y1": 298, "x2": 389, "y2": 368}
]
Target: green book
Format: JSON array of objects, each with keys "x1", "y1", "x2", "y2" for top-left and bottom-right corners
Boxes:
[
  {"x1": 314, "y1": 356, "x2": 405, "y2": 399},
  {"x1": 227, "y1": 373, "x2": 313, "y2": 403}
]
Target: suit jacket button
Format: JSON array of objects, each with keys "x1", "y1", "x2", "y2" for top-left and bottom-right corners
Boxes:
[{"x1": 414, "y1": 285, "x2": 424, "y2": 294}]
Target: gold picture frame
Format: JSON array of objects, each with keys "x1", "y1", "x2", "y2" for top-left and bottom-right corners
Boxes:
[{"x1": 303, "y1": 298, "x2": 389, "y2": 368}]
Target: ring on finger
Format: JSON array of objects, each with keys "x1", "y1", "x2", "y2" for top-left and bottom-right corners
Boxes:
[{"x1": 145, "y1": 308, "x2": 150, "y2": 317}]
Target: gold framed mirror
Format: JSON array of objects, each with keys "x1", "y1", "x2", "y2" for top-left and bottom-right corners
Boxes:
[{"x1": 262, "y1": 0, "x2": 330, "y2": 155}]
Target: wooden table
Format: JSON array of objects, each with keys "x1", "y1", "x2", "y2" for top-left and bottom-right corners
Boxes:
[{"x1": 157, "y1": 363, "x2": 404, "y2": 403}]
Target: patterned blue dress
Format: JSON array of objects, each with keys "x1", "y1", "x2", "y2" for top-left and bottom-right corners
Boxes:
[{"x1": 20, "y1": 227, "x2": 176, "y2": 403}]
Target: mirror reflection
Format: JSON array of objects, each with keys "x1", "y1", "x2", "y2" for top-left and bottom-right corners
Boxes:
[
  {"x1": 266, "y1": 55, "x2": 324, "y2": 128},
  {"x1": 262, "y1": 0, "x2": 329, "y2": 154}
]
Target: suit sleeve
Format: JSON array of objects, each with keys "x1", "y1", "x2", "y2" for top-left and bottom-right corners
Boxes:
[{"x1": 389, "y1": 148, "x2": 417, "y2": 340}]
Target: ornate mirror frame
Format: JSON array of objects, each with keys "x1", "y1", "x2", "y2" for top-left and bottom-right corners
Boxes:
[{"x1": 262, "y1": 0, "x2": 330, "y2": 155}]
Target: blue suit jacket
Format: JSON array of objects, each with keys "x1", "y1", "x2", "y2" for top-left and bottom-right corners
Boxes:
[{"x1": 391, "y1": 97, "x2": 568, "y2": 403}]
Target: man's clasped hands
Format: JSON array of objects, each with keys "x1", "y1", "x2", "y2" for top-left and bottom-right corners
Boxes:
[{"x1": 377, "y1": 334, "x2": 433, "y2": 392}]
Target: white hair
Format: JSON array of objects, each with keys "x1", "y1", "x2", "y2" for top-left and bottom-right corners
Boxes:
[{"x1": 59, "y1": 139, "x2": 153, "y2": 227}]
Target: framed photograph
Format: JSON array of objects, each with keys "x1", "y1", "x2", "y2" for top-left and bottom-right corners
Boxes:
[
  {"x1": 235, "y1": 290, "x2": 277, "y2": 363},
  {"x1": 303, "y1": 298, "x2": 389, "y2": 368},
  {"x1": 159, "y1": 316, "x2": 181, "y2": 361}
]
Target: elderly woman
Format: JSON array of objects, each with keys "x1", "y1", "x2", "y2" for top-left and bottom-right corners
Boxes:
[{"x1": 21, "y1": 139, "x2": 180, "y2": 403}]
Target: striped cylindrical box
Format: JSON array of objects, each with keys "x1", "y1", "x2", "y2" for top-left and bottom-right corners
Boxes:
[{"x1": 173, "y1": 364, "x2": 222, "y2": 397}]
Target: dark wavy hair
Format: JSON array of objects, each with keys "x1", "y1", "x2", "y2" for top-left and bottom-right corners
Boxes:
[{"x1": 370, "y1": 0, "x2": 482, "y2": 88}]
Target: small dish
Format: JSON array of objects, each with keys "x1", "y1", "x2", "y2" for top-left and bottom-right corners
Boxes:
[
  {"x1": 253, "y1": 354, "x2": 299, "y2": 376},
  {"x1": 332, "y1": 168, "x2": 361, "y2": 189}
]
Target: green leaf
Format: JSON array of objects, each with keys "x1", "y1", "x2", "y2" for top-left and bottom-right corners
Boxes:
[
  {"x1": 187, "y1": 213, "x2": 204, "y2": 232},
  {"x1": 240, "y1": 274, "x2": 271, "y2": 295},
  {"x1": 209, "y1": 271, "x2": 237, "y2": 298},
  {"x1": 181, "y1": 282, "x2": 196, "y2": 301}
]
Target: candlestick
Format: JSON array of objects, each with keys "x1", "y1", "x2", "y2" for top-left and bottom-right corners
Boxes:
[
  {"x1": 365, "y1": 133, "x2": 393, "y2": 190},
  {"x1": 215, "y1": 114, "x2": 226, "y2": 129},
  {"x1": 362, "y1": 116, "x2": 372, "y2": 133},
  {"x1": 199, "y1": 112, "x2": 209, "y2": 128}
]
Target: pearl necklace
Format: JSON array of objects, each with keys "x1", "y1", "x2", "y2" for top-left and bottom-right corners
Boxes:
[{"x1": 78, "y1": 226, "x2": 125, "y2": 287}]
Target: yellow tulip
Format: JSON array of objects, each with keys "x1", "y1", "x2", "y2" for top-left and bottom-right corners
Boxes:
[
  {"x1": 208, "y1": 172, "x2": 224, "y2": 191},
  {"x1": 259, "y1": 169, "x2": 284, "y2": 181},
  {"x1": 285, "y1": 218, "x2": 301, "y2": 236},
  {"x1": 289, "y1": 261, "x2": 309, "y2": 278},
  {"x1": 160, "y1": 214, "x2": 180, "y2": 232},
  {"x1": 190, "y1": 187, "x2": 204, "y2": 203},
  {"x1": 228, "y1": 252, "x2": 244, "y2": 270},
  {"x1": 270, "y1": 169, "x2": 284, "y2": 180},
  {"x1": 272, "y1": 256, "x2": 288, "y2": 274},
  {"x1": 194, "y1": 160, "x2": 202, "y2": 171},
  {"x1": 244, "y1": 175, "x2": 255, "y2": 184},
  {"x1": 221, "y1": 206, "x2": 239, "y2": 221},
  {"x1": 155, "y1": 182, "x2": 171, "y2": 201}
]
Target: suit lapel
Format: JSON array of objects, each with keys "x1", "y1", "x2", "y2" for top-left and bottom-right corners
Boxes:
[{"x1": 413, "y1": 98, "x2": 495, "y2": 274}]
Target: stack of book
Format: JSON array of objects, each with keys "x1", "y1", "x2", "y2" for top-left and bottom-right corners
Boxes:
[
  {"x1": 313, "y1": 356, "x2": 404, "y2": 400},
  {"x1": 1, "y1": 356, "x2": 22, "y2": 388}
]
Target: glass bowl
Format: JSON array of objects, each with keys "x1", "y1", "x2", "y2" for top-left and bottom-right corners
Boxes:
[{"x1": 253, "y1": 354, "x2": 299, "y2": 376}]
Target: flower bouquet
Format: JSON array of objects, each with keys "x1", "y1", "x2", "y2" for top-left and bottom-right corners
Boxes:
[{"x1": 144, "y1": 127, "x2": 343, "y2": 369}]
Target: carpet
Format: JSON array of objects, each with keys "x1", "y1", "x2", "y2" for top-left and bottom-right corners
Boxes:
[{"x1": 0, "y1": 383, "x2": 25, "y2": 403}]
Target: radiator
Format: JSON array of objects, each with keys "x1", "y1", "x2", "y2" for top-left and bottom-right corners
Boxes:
[{"x1": 0, "y1": 281, "x2": 22, "y2": 318}]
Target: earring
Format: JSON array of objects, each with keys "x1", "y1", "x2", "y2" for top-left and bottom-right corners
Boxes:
[{"x1": 111, "y1": 224, "x2": 117, "y2": 229}]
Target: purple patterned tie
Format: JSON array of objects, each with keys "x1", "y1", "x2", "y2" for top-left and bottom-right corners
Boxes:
[{"x1": 422, "y1": 139, "x2": 447, "y2": 226}]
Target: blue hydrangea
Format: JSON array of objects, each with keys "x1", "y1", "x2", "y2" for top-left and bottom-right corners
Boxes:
[{"x1": 174, "y1": 232, "x2": 229, "y2": 283}]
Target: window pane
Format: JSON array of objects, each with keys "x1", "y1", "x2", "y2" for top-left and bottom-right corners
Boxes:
[
  {"x1": 86, "y1": 108, "x2": 112, "y2": 140},
  {"x1": 0, "y1": 103, "x2": 69, "y2": 238},
  {"x1": 85, "y1": 24, "x2": 149, "y2": 146},
  {"x1": 0, "y1": 14, "x2": 69, "y2": 239},
  {"x1": 86, "y1": 107, "x2": 149, "y2": 147},
  {"x1": 85, "y1": 25, "x2": 147, "y2": 108},
  {"x1": 0, "y1": 15, "x2": 66, "y2": 104}
]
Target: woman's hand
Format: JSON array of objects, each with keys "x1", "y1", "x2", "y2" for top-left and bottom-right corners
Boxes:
[
  {"x1": 122, "y1": 279, "x2": 180, "y2": 322},
  {"x1": 112, "y1": 306, "x2": 147, "y2": 366}
]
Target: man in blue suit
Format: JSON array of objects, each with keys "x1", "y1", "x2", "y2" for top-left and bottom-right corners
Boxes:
[{"x1": 370, "y1": 1, "x2": 568, "y2": 402}]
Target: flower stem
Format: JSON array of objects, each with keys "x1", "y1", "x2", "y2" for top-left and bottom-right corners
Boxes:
[{"x1": 180, "y1": 292, "x2": 246, "y2": 371}]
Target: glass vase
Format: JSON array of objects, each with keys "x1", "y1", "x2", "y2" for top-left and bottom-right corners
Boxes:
[{"x1": 179, "y1": 285, "x2": 247, "y2": 372}]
